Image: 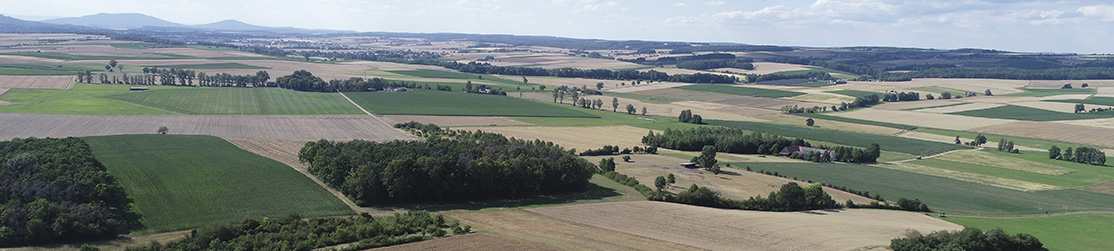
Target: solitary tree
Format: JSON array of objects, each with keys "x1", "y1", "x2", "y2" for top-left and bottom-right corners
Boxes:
[
  {"x1": 642, "y1": 106, "x2": 648, "y2": 116},
  {"x1": 954, "y1": 136, "x2": 962, "y2": 144},
  {"x1": 623, "y1": 155, "x2": 632, "y2": 162},
  {"x1": 109, "y1": 59, "x2": 118, "y2": 68},
  {"x1": 806, "y1": 118, "x2": 815, "y2": 127},
  {"x1": 984, "y1": 89, "x2": 994, "y2": 96},
  {"x1": 654, "y1": 176, "x2": 667, "y2": 191},
  {"x1": 1049, "y1": 145, "x2": 1061, "y2": 159},
  {"x1": 596, "y1": 82, "x2": 604, "y2": 90},
  {"x1": 522, "y1": 76, "x2": 528, "y2": 85},
  {"x1": 1075, "y1": 103, "x2": 1086, "y2": 113},
  {"x1": 612, "y1": 97, "x2": 619, "y2": 112},
  {"x1": 157, "y1": 126, "x2": 169, "y2": 134},
  {"x1": 975, "y1": 134, "x2": 988, "y2": 146},
  {"x1": 693, "y1": 145, "x2": 718, "y2": 172},
  {"x1": 626, "y1": 104, "x2": 636, "y2": 114},
  {"x1": 667, "y1": 173, "x2": 676, "y2": 183}
]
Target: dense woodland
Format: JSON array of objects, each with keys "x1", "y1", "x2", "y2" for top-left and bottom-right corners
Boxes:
[
  {"x1": 124, "y1": 212, "x2": 465, "y2": 251},
  {"x1": 0, "y1": 137, "x2": 141, "y2": 247},
  {"x1": 299, "y1": 124, "x2": 597, "y2": 205},
  {"x1": 276, "y1": 70, "x2": 417, "y2": 92},
  {"x1": 890, "y1": 228, "x2": 1042, "y2": 251},
  {"x1": 672, "y1": 183, "x2": 840, "y2": 212}
]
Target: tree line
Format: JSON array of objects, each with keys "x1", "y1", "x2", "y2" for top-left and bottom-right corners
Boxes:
[
  {"x1": 642, "y1": 128, "x2": 879, "y2": 163},
  {"x1": 601, "y1": 170, "x2": 841, "y2": 212},
  {"x1": 1049, "y1": 145, "x2": 1106, "y2": 165},
  {"x1": 124, "y1": 211, "x2": 466, "y2": 251},
  {"x1": 77, "y1": 67, "x2": 271, "y2": 87},
  {"x1": 298, "y1": 123, "x2": 597, "y2": 205},
  {"x1": 277, "y1": 70, "x2": 415, "y2": 92},
  {"x1": 783, "y1": 94, "x2": 880, "y2": 114},
  {"x1": 890, "y1": 228, "x2": 1042, "y2": 251},
  {"x1": 578, "y1": 145, "x2": 657, "y2": 156},
  {"x1": 0, "y1": 137, "x2": 141, "y2": 247}
]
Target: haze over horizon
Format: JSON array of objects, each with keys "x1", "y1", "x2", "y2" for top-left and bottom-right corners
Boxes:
[{"x1": 5, "y1": 0, "x2": 1114, "y2": 54}]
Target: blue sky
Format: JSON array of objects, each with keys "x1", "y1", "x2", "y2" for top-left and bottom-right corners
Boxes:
[{"x1": 6, "y1": 0, "x2": 1114, "y2": 53}]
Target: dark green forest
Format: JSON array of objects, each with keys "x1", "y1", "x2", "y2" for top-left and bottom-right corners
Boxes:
[
  {"x1": 0, "y1": 137, "x2": 141, "y2": 247},
  {"x1": 299, "y1": 125, "x2": 598, "y2": 205}
]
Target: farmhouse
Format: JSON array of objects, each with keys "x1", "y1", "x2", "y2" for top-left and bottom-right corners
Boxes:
[{"x1": 778, "y1": 146, "x2": 835, "y2": 160}]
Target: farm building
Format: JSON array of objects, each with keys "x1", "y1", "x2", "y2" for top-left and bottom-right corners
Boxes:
[
  {"x1": 680, "y1": 162, "x2": 698, "y2": 169},
  {"x1": 778, "y1": 146, "x2": 835, "y2": 160},
  {"x1": 129, "y1": 87, "x2": 149, "y2": 91}
]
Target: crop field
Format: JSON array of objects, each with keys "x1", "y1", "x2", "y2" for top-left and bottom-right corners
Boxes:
[
  {"x1": 756, "y1": 114, "x2": 904, "y2": 135},
  {"x1": 388, "y1": 69, "x2": 524, "y2": 86},
  {"x1": 945, "y1": 213, "x2": 1114, "y2": 251},
  {"x1": 615, "y1": 88, "x2": 739, "y2": 103},
  {"x1": 916, "y1": 102, "x2": 1006, "y2": 114},
  {"x1": 952, "y1": 104, "x2": 1114, "y2": 121},
  {"x1": 0, "y1": 113, "x2": 411, "y2": 140},
  {"x1": 831, "y1": 108, "x2": 1014, "y2": 130},
  {"x1": 106, "y1": 87, "x2": 364, "y2": 115},
  {"x1": 974, "y1": 122, "x2": 1114, "y2": 148},
  {"x1": 380, "y1": 115, "x2": 529, "y2": 126},
  {"x1": 84, "y1": 135, "x2": 353, "y2": 232},
  {"x1": 782, "y1": 93, "x2": 855, "y2": 104},
  {"x1": 1050, "y1": 96, "x2": 1114, "y2": 106},
  {"x1": 140, "y1": 62, "x2": 270, "y2": 69},
  {"x1": 0, "y1": 75, "x2": 74, "y2": 89},
  {"x1": 675, "y1": 84, "x2": 806, "y2": 98},
  {"x1": 934, "y1": 150, "x2": 1074, "y2": 175},
  {"x1": 793, "y1": 113, "x2": 919, "y2": 130},
  {"x1": 346, "y1": 90, "x2": 597, "y2": 117},
  {"x1": 903, "y1": 102, "x2": 969, "y2": 111},
  {"x1": 370, "y1": 233, "x2": 558, "y2": 251},
  {"x1": 1005, "y1": 87, "x2": 1097, "y2": 97},
  {"x1": 529, "y1": 201, "x2": 961, "y2": 251},
  {"x1": 740, "y1": 162, "x2": 1114, "y2": 216},
  {"x1": 0, "y1": 84, "x2": 172, "y2": 115},
  {"x1": 899, "y1": 159, "x2": 1086, "y2": 190},
  {"x1": 451, "y1": 208, "x2": 703, "y2": 250},
  {"x1": 824, "y1": 89, "x2": 884, "y2": 98},
  {"x1": 709, "y1": 120, "x2": 969, "y2": 156}
]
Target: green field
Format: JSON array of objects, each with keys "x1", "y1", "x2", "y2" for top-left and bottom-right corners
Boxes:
[
  {"x1": 826, "y1": 89, "x2": 884, "y2": 98},
  {"x1": 905, "y1": 102, "x2": 969, "y2": 111},
  {"x1": 1049, "y1": 96, "x2": 1114, "y2": 106},
  {"x1": 0, "y1": 63, "x2": 109, "y2": 75},
  {"x1": 1005, "y1": 87, "x2": 1097, "y2": 97},
  {"x1": 945, "y1": 213, "x2": 1114, "y2": 250},
  {"x1": 951, "y1": 104, "x2": 1114, "y2": 121},
  {"x1": 107, "y1": 87, "x2": 363, "y2": 115},
  {"x1": 0, "y1": 51, "x2": 190, "y2": 61},
  {"x1": 737, "y1": 162, "x2": 1114, "y2": 216},
  {"x1": 708, "y1": 120, "x2": 967, "y2": 156},
  {"x1": 84, "y1": 135, "x2": 353, "y2": 232},
  {"x1": 144, "y1": 62, "x2": 270, "y2": 69},
  {"x1": 0, "y1": 84, "x2": 171, "y2": 114},
  {"x1": 792, "y1": 113, "x2": 919, "y2": 130},
  {"x1": 912, "y1": 158, "x2": 1098, "y2": 188},
  {"x1": 915, "y1": 127, "x2": 1097, "y2": 150},
  {"x1": 388, "y1": 69, "x2": 526, "y2": 86},
  {"x1": 346, "y1": 89, "x2": 597, "y2": 117},
  {"x1": 675, "y1": 84, "x2": 806, "y2": 98}
]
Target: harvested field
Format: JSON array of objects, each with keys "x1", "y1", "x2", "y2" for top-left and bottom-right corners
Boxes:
[
  {"x1": 453, "y1": 125, "x2": 649, "y2": 150},
  {"x1": 870, "y1": 99, "x2": 964, "y2": 111},
  {"x1": 369, "y1": 233, "x2": 557, "y2": 251},
  {"x1": 831, "y1": 109, "x2": 1014, "y2": 130},
  {"x1": 451, "y1": 209, "x2": 703, "y2": 250},
  {"x1": 0, "y1": 75, "x2": 74, "y2": 89},
  {"x1": 1029, "y1": 80, "x2": 1114, "y2": 88},
  {"x1": 596, "y1": 153, "x2": 877, "y2": 205},
  {"x1": 756, "y1": 114, "x2": 904, "y2": 135},
  {"x1": 734, "y1": 62, "x2": 811, "y2": 75},
  {"x1": 936, "y1": 150, "x2": 1074, "y2": 175},
  {"x1": 884, "y1": 78, "x2": 1028, "y2": 95},
  {"x1": 709, "y1": 105, "x2": 780, "y2": 117},
  {"x1": 1080, "y1": 181, "x2": 1114, "y2": 196},
  {"x1": 380, "y1": 115, "x2": 529, "y2": 126},
  {"x1": 622, "y1": 88, "x2": 738, "y2": 102},
  {"x1": 529, "y1": 201, "x2": 962, "y2": 251},
  {"x1": 917, "y1": 102, "x2": 1005, "y2": 114},
  {"x1": 783, "y1": 92, "x2": 855, "y2": 104},
  {"x1": 1055, "y1": 117, "x2": 1114, "y2": 129},
  {"x1": 973, "y1": 121, "x2": 1114, "y2": 148},
  {"x1": 0, "y1": 114, "x2": 412, "y2": 141},
  {"x1": 485, "y1": 54, "x2": 643, "y2": 70},
  {"x1": 714, "y1": 95, "x2": 806, "y2": 109},
  {"x1": 224, "y1": 138, "x2": 310, "y2": 170},
  {"x1": 605, "y1": 81, "x2": 692, "y2": 93},
  {"x1": 1012, "y1": 101, "x2": 1077, "y2": 113},
  {"x1": 149, "y1": 47, "x2": 265, "y2": 58},
  {"x1": 889, "y1": 162, "x2": 1061, "y2": 191}
]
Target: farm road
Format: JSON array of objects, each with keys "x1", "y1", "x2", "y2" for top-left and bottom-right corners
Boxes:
[
  {"x1": 0, "y1": 114, "x2": 412, "y2": 141},
  {"x1": 890, "y1": 148, "x2": 982, "y2": 163}
]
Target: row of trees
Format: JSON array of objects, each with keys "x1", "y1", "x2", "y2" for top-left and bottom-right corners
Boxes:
[
  {"x1": 782, "y1": 94, "x2": 881, "y2": 114},
  {"x1": 578, "y1": 145, "x2": 657, "y2": 156},
  {"x1": 440, "y1": 61, "x2": 739, "y2": 83},
  {"x1": 890, "y1": 228, "x2": 1042, "y2": 251},
  {"x1": 1048, "y1": 145, "x2": 1107, "y2": 165},
  {"x1": 676, "y1": 59, "x2": 755, "y2": 71},
  {"x1": 124, "y1": 212, "x2": 465, "y2": 251},
  {"x1": 673, "y1": 183, "x2": 840, "y2": 212},
  {"x1": 77, "y1": 68, "x2": 271, "y2": 87},
  {"x1": 299, "y1": 124, "x2": 598, "y2": 205},
  {"x1": 642, "y1": 127, "x2": 809, "y2": 155},
  {"x1": 0, "y1": 137, "x2": 141, "y2": 247},
  {"x1": 276, "y1": 70, "x2": 422, "y2": 92},
  {"x1": 882, "y1": 91, "x2": 921, "y2": 102}
]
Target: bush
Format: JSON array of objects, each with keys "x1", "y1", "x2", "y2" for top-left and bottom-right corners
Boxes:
[{"x1": 890, "y1": 228, "x2": 1042, "y2": 251}]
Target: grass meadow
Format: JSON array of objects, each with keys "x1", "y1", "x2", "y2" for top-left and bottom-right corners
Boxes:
[
  {"x1": 0, "y1": 84, "x2": 170, "y2": 114},
  {"x1": 84, "y1": 134, "x2": 353, "y2": 232},
  {"x1": 675, "y1": 84, "x2": 806, "y2": 98},
  {"x1": 345, "y1": 89, "x2": 598, "y2": 117},
  {"x1": 389, "y1": 69, "x2": 526, "y2": 86},
  {"x1": 792, "y1": 113, "x2": 919, "y2": 130},
  {"x1": 951, "y1": 104, "x2": 1114, "y2": 121},
  {"x1": 737, "y1": 162, "x2": 1114, "y2": 216},
  {"x1": 107, "y1": 87, "x2": 363, "y2": 115},
  {"x1": 945, "y1": 213, "x2": 1114, "y2": 250}
]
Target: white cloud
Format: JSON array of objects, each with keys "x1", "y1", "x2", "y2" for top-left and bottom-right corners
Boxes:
[
  {"x1": 703, "y1": 1, "x2": 727, "y2": 7},
  {"x1": 1079, "y1": 5, "x2": 1114, "y2": 21},
  {"x1": 673, "y1": 3, "x2": 687, "y2": 7}
]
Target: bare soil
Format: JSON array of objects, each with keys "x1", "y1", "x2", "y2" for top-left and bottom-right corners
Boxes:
[
  {"x1": 453, "y1": 125, "x2": 650, "y2": 151},
  {"x1": 381, "y1": 115, "x2": 529, "y2": 127},
  {"x1": 450, "y1": 209, "x2": 704, "y2": 250},
  {"x1": 0, "y1": 114, "x2": 413, "y2": 141},
  {"x1": 0, "y1": 75, "x2": 75, "y2": 89},
  {"x1": 529, "y1": 201, "x2": 963, "y2": 251},
  {"x1": 713, "y1": 96, "x2": 807, "y2": 109}
]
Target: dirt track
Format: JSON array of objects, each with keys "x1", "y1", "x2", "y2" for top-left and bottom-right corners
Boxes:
[
  {"x1": 529, "y1": 201, "x2": 962, "y2": 251},
  {"x1": 0, "y1": 114, "x2": 412, "y2": 141}
]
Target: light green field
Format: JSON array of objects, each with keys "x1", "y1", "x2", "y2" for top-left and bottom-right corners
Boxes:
[
  {"x1": 346, "y1": 89, "x2": 597, "y2": 118},
  {"x1": 952, "y1": 104, "x2": 1114, "y2": 121},
  {"x1": 675, "y1": 84, "x2": 806, "y2": 98},
  {"x1": 945, "y1": 213, "x2": 1114, "y2": 251},
  {"x1": 0, "y1": 84, "x2": 171, "y2": 114},
  {"x1": 84, "y1": 134, "x2": 353, "y2": 233},
  {"x1": 911, "y1": 158, "x2": 1098, "y2": 188},
  {"x1": 388, "y1": 69, "x2": 526, "y2": 86},
  {"x1": 106, "y1": 87, "x2": 363, "y2": 115}
]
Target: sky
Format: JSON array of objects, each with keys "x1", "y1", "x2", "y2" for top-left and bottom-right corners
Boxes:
[{"x1": 5, "y1": 0, "x2": 1114, "y2": 53}]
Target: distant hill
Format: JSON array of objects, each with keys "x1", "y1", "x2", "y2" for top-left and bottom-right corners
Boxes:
[
  {"x1": 0, "y1": 14, "x2": 93, "y2": 32},
  {"x1": 43, "y1": 13, "x2": 184, "y2": 29}
]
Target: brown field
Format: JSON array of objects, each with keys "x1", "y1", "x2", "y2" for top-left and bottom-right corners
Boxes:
[
  {"x1": 916, "y1": 103, "x2": 1005, "y2": 114},
  {"x1": 452, "y1": 125, "x2": 650, "y2": 151},
  {"x1": 869, "y1": 99, "x2": 965, "y2": 111},
  {"x1": 756, "y1": 114, "x2": 905, "y2": 135},
  {"x1": 625, "y1": 88, "x2": 735, "y2": 101},
  {"x1": 887, "y1": 162, "x2": 1060, "y2": 191},
  {"x1": 871, "y1": 78, "x2": 1029, "y2": 95},
  {"x1": 936, "y1": 150, "x2": 1074, "y2": 175},
  {"x1": 831, "y1": 109, "x2": 1015, "y2": 130},
  {"x1": 149, "y1": 47, "x2": 264, "y2": 58},
  {"x1": 0, "y1": 54, "x2": 66, "y2": 63},
  {"x1": 1080, "y1": 181, "x2": 1114, "y2": 196},
  {"x1": 529, "y1": 201, "x2": 963, "y2": 251},
  {"x1": 783, "y1": 92, "x2": 856, "y2": 104},
  {"x1": 713, "y1": 95, "x2": 808, "y2": 109},
  {"x1": 973, "y1": 121, "x2": 1114, "y2": 148},
  {"x1": 592, "y1": 153, "x2": 878, "y2": 205},
  {"x1": 604, "y1": 81, "x2": 692, "y2": 93},
  {"x1": 451, "y1": 209, "x2": 704, "y2": 250},
  {"x1": 381, "y1": 115, "x2": 530, "y2": 127},
  {"x1": 1056, "y1": 117, "x2": 1114, "y2": 130},
  {"x1": 0, "y1": 89, "x2": 8, "y2": 105},
  {"x1": 1011, "y1": 101, "x2": 1077, "y2": 113},
  {"x1": 0, "y1": 75, "x2": 74, "y2": 89},
  {"x1": 2, "y1": 44, "x2": 151, "y2": 57},
  {"x1": 709, "y1": 105, "x2": 781, "y2": 117},
  {"x1": 484, "y1": 54, "x2": 643, "y2": 70},
  {"x1": 369, "y1": 233, "x2": 558, "y2": 251},
  {"x1": 1097, "y1": 87, "x2": 1114, "y2": 95},
  {"x1": 0, "y1": 114, "x2": 413, "y2": 141}
]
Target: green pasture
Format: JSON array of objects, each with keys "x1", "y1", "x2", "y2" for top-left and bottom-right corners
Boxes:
[
  {"x1": 85, "y1": 135, "x2": 353, "y2": 233},
  {"x1": 792, "y1": 113, "x2": 919, "y2": 130},
  {"x1": 106, "y1": 87, "x2": 362, "y2": 115},
  {"x1": 945, "y1": 213, "x2": 1114, "y2": 251},
  {"x1": 910, "y1": 157, "x2": 1099, "y2": 188},
  {"x1": 345, "y1": 89, "x2": 597, "y2": 118},
  {"x1": 0, "y1": 84, "x2": 170, "y2": 114},
  {"x1": 1049, "y1": 96, "x2": 1114, "y2": 106},
  {"x1": 675, "y1": 84, "x2": 806, "y2": 98},
  {"x1": 951, "y1": 104, "x2": 1114, "y2": 121},
  {"x1": 908, "y1": 86, "x2": 968, "y2": 95}
]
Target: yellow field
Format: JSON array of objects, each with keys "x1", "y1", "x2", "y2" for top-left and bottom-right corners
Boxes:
[
  {"x1": 832, "y1": 109, "x2": 1015, "y2": 130},
  {"x1": 756, "y1": 114, "x2": 905, "y2": 135},
  {"x1": 936, "y1": 150, "x2": 1074, "y2": 175},
  {"x1": 886, "y1": 162, "x2": 1060, "y2": 191},
  {"x1": 974, "y1": 121, "x2": 1114, "y2": 148},
  {"x1": 0, "y1": 75, "x2": 75, "y2": 89},
  {"x1": 917, "y1": 103, "x2": 1005, "y2": 114},
  {"x1": 453, "y1": 125, "x2": 652, "y2": 151}
]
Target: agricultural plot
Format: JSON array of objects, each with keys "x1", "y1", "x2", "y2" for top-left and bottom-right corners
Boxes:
[
  {"x1": 370, "y1": 233, "x2": 558, "y2": 251},
  {"x1": 84, "y1": 135, "x2": 353, "y2": 232},
  {"x1": 106, "y1": 87, "x2": 363, "y2": 115},
  {"x1": 892, "y1": 160, "x2": 1063, "y2": 191},
  {"x1": 1006, "y1": 87, "x2": 1097, "y2": 97},
  {"x1": 675, "y1": 84, "x2": 806, "y2": 98},
  {"x1": 782, "y1": 93, "x2": 855, "y2": 104},
  {"x1": 345, "y1": 90, "x2": 597, "y2": 117},
  {"x1": 387, "y1": 69, "x2": 524, "y2": 86},
  {"x1": 451, "y1": 209, "x2": 703, "y2": 251},
  {"x1": 0, "y1": 113, "x2": 411, "y2": 140},
  {"x1": 1049, "y1": 96, "x2": 1114, "y2": 106},
  {"x1": 793, "y1": 113, "x2": 919, "y2": 130},
  {"x1": 952, "y1": 104, "x2": 1114, "y2": 121},
  {"x1": 916, "y1": 103, "x2": 1004, "y2": 114},
  {"x1": 380, "y1": 115, "x2": 529, "y2": 126},
  {"x1": 756, "y1": 114, "x2": 904, "y2": 135},
  {"x1": 935, "y1": 150, "x2": 1074, "y2": 175},
  {"x1": 741, "y1": 162, "x2": 1114, "y2": 216},
  {"x1": 831, "y1": 108, "x2": 1013, "y2": 130},
  {"x1": 946, "y1": 213, "x2": 1114, "y2": 251},
  {"x1": 529, "y1": 201, "x2": 961, "y2": 251},
  {"x1": 454, "y1": 125, "x2": 650, "y2": 151},
  {"x1": 140, "y1": 62, "x2": 270, "y2": 69},
  {"x1": 0, "y1": 75, "x2": 74, "y2": 89},
  {"x1": 709, "y1": 120, "x2": 969, "y2": 156},
  {"x1": 0, "y1": 84, "x2": 171, "y2": 115}
]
